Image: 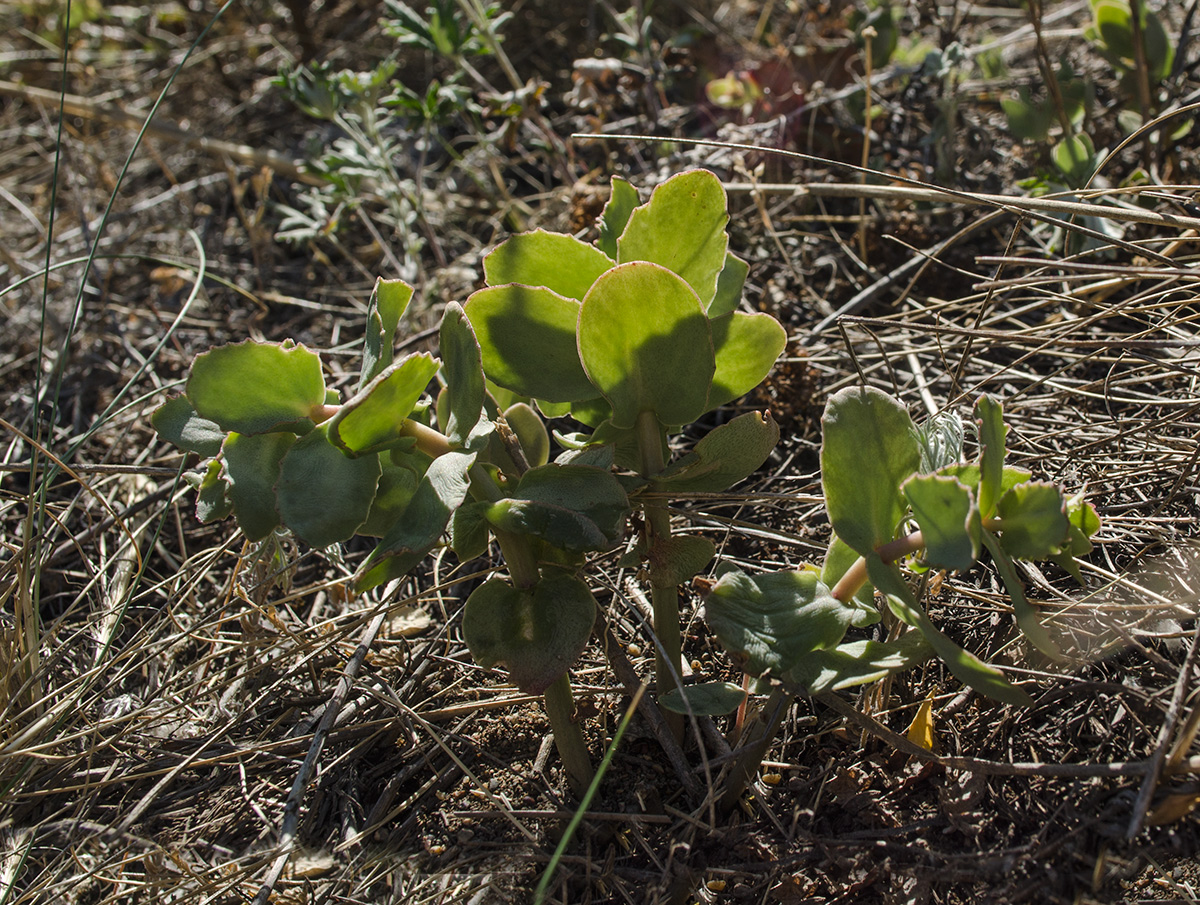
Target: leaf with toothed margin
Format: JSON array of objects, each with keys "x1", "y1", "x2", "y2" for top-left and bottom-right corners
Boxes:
[
  {"x1": 653, "y1": 411, "x2": 779, "y2": 494},
  {"x1": 328, "y1": 353, "x2": 440, "y2": 457},
  {"x1": 194, "y1": 459, "x2": 232, "y2": 523},
  {"x1": 355, "y1": 450, "x2": 476, "y2": 592},
  {"x1": 462, "y1": 572, "x2": 598, "y2": 694},
  {"x1": 596, "y1": 175, "x2": 639, "y2": 260},
  {"x1": 187, "y1": 339, "x2": 326, "y2": 435},
  {"x1": 276, "y1": 424, "x2": 381, "y2": 548},
  {"x1": 617, "y1": 169, "x2": 730, "y2": 307},
  {"x1": 360, "y1": 277, "x2": 415, "y2": 389},
  {"x1": 483, "y1": 229, "x2": 614, "y2": 300},
  {"x1": 153, "y1": 395, "x2": 225, "y2": 457},
  {"x1": 223, "y1": 431, "x2": 294, "y2": 541},
  {"x1": 902, "y1": 472, "x2": 981, "y2": 572},
  {"x1": 464, "y1": 284, "x2": 598, "y2": 403}
]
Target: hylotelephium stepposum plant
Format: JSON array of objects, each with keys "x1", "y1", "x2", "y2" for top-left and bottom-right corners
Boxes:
[
  {"x1": 153, "y1": 168, "x2": 787, "y2": 794},
  {"x1": 701, "y1": 386, "x2": 1100, "y2": 810},
  {"x1": 154, "y1": 167, "x2": 1100, "y2": 806}
]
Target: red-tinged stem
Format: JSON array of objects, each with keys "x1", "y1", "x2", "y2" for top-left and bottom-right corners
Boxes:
[{"x1": 830, "y1": 529, "x2": 926, "y2": 602}]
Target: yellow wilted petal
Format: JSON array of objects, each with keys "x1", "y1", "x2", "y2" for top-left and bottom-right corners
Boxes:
[{"x1": 906, "y1": 693, "x2": 937, "y2": 751}]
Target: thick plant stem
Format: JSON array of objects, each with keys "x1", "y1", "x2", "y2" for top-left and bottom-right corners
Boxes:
[
  {"x1": 543, "y1": 672, "x2": 595, "y2": 798},
  {"x1": 636, "y1": 411, "x2": 684, "y2": 740},
  {"x1": 480, "y1": 475, "x2": 596, "y2": 796},
  {"x1": 719, "y1": 686, "x2": 790, "y2": 815}
]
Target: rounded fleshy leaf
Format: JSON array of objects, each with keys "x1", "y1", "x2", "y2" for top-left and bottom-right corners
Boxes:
[
  {"x1": 660, "y1": 681, "x2": 745, "y2": 716},
  {"x1": 820, "y1": 386, "x2": 921, "y2": 557},
  {"x1": 464, "y1": 284, "x2": 597, "y2": 402},
  {"x1": 596, "y1": 175, "x2": 639, "y2": 260},
  {"x1": 708, "y1": 312, "x2": 787, "y2": 412},
  {"x1": 709, "y1": 252, "x2": 749, "y2": 318},
  {"x1": 356, "y1": 450, "x2": 476, "y2": 592},
  {"x1": 503, "y1": 402, "x2": 550, "y2": 468},
  {"x1": 223, "y1": 431, "x2": 294, "y2": 541},
  {"x1": 974, "y1": 395, "x2": 1007, "y2": 517},
  {"x1": 360, "y1": 277, "x2": 414, "y2": 388},
  {"x1": 903, "y1": 473, "x2": 981, "y2": 572},
  {"x1": 703, "y1": 568, "x2": 858, "y2": 678},
  {"x1": 482, "y1": 464, "x2": 629, "y2": 552},
  {"x1": 617, "y1": 169, "x2": 729, "y2": 307},
  {"x1": 194, "y1": 459, "x2": 232, "y2": 524},
  {"x1": 277, "y1": 425, "x2": 381, "y2": 547},
  {"x1": 648, "y1": 535, "x2": 716, "y2": 587},
  {"x1": 153, "y1": 396, "x2": 225, "y2": 457},
  {"x1": 484, "y1": 229, "x2": 614, "y2": 300},
  {"x1": 439, "y1": 302, "x2": 492, "y2": 451},
  {"x1": 328, "y1": 353, "x2": 440, "y2": 457},
  {"x1": 187, "y1": 339, "x2": 326, "y2": 435},
  {"x1": 578, "y1": 262, "x2": 713, "y2": 430},
  {"x1": 462, "y1": 573, "x2": 598, "y2": 694},
  {"x1": 654, "y1": 410, "x2": 779, "y2": 494},
  {"x1": 783, "y1": 634, "x2": 934, "y2": 694},
  {"x1": 358, "y1": 464, "x2": 420, "y2": 537},
  {"x1": 995, "y1": 481, "x2": 1070, "y2": 560}
]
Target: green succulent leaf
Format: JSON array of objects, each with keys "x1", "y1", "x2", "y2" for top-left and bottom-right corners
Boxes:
[
  {"x1": 819, "y1": 534, "x2": 878, "y2": 616},
  {"x1": 707, "y1": 311, "x2": 788, "y2": 411},
  {"x1": 994, "y1": 481, "x2": 1070, "y2": 560},
  {"x1": 1051, "y1": 133, "x2": 1097, "y2": 185},
  {"x1": 356, "y1": 450, "x2": 476, "y2": 592},
  {"x1": 974, "y1": 395, "x2": 1007, "y2": 517},
  {"x1": 703, "y1": 568, "x2": 860, "y2": 678},
  {"x1": 358, "y1": 464, "x2": 421, "y2": 537},
  {"x1": 596, "y1": 175, "x2": 640, "y2": 260},
  {"x1": 277, "y1": 425, "x2": 381, "y2": 547},
  {"x1": 578, "y1": 262, "x2": 714, "y2": 430},
  {"x1": 653, "y1": 410, "x2": 779, "y2": 494},
  {"x1": 328, "y1": 352, "x2": 440, "y2": 456},
  {"x1": 659, "y1": 681, "x2": 746, "y2": 716},
  {"x1": 783, "y1": 633, "x2": 934, "y2": 694},
  {"x1": 223, "y1": 431, "x2": 295, "y2": 541},
  {"x1": 464, "y1": 284, "x2": 597, "y2": 403},
  {"x1": 981, "y1": 530, "x2": 1063, "y2": 660},
  {"x1": 482, "y1": 463, "x2": 629, "y2": 552},
  {"x1": 1050, "y1": 493, "x2": 1101, "y2": 581},
  {"x1": 194, "y1": 459, "x2": 232, "y2": 523},
  {"x1": 866, "y1": 556, "x2": 1032, "y2": 706},
  {"x1": 820, "y1": 386, "x2": 921, "y2": 557},
  {"x1": 903, "y1": 473, "x2": 981, "y2": 572},
  {"x1": 649, "y1": 535, "x2": 716, "y2": 587},
  {"x1": 462, "y1": 572, "x2": 598, "y2": 694},
  {"x1": 451, "y1": 500, "x2": 491, "y2": 560},
  {"x1": 439, "y1": 302, "x2": 492, "y2": 451},
  {"x1": 617, "y1": 169, "x2": 729, "y2": 307},
  {"x1": 503, "y1": 402, "x2": 550, "y2": 468},
  {"x1": 709, "y1": 252, "x2": 750, "y2": 318},
  {"x1": 361, "y1": 277, "x2": 415, "y2": 388},
  {"x1": 187, "y1": 339, "x2": 326, "y2": 435},
  {"x1": 483, "y1": 229, "x2": 614, "y2": 300},
  {"x1": 153, "y1": 395, "x2": 226, "y2": 457}
]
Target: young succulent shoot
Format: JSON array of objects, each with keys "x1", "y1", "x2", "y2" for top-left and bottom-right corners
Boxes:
[
  {"x1": 703, "y1": 386, "x2": 1100, "y2": 810},
  {"x1": 153, "y1": 169, "x2": 788, "y2": 790},
  {"x1": 463, "y1": 168, "x2": 787, "y2": 733}
]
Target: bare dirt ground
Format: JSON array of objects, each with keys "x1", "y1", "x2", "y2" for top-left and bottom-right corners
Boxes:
[{"x1": 4, "y1": 1, "x2": 1200, "y2": 903}]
